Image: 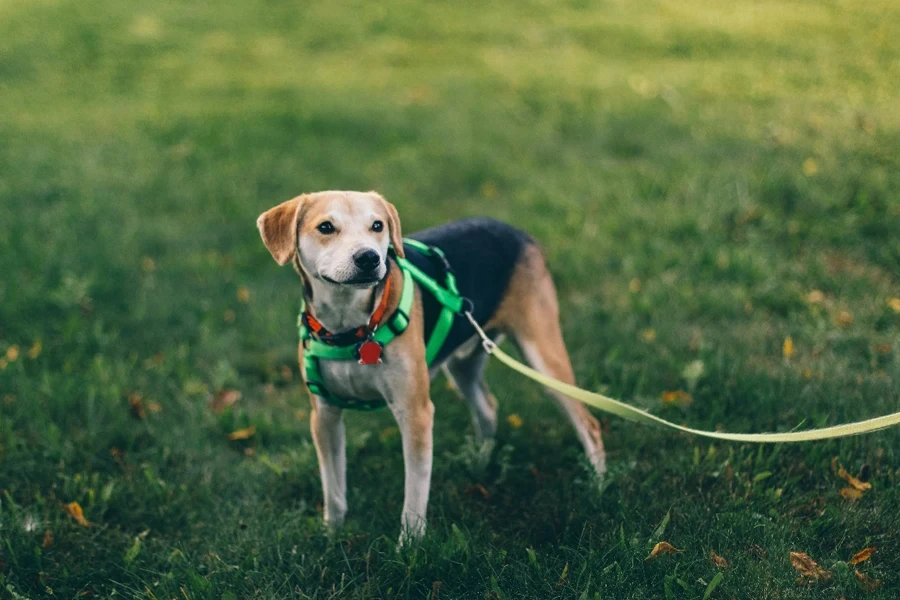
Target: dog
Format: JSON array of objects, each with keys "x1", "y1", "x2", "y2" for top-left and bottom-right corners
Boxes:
[{"x1": 257, "y1": 190, "x2": 606, "y2": 543}]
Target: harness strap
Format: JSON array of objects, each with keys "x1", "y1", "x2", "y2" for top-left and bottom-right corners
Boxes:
[
  {"x1": 303, "y1": 267, "x2": 414, "y2": 360},
  {"x1": 394, "y1": 239, "x2": 462, "y2": 364},
  {"x1": 299, "y1": 239, "x2": 463, "y2": 411}
]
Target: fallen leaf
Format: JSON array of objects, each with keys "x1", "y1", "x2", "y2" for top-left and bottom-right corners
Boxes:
[
  {"x1": 837, "y1": 464, "x2": 872, "y2": 491},
  {"x1": 661, "y1": 390, "x2": 693, "y2": 407},
  {"x1": 128, "y1": 393, "x2": 146, "y2": 419},
  {"x1": 783, "y1": 336, "x2": 794, "y2": 360},
  {"x1": 710, "y1": 551, "x2": 729, "y2": 569},
  {"x1": 209, "y1": 389, "x2": 241, "y2": 414},
  {"x1": 629, "y1": 278, "x2": 642, "y2": 293},
  {"x1": 790, "y1": 551, "x2": 831, "y2": 581},
  {"x1": 873, "y1": 343, "x2": 891, "y2": 355},
  {"x1": 227, "y1": 425, "x2": 256, "y2": 441},
  {"x1": 236, "y1": 287, "x2": 250, "y2": 303},
  {"x1": 854, "y1": 570, "x2": 882, "y2": 592},
  {"x1": 6, "y1": 345, "x2": 19, "y2": 361},
  {"x1": 42, "y1": 530, "x2": 54, "y2": 549},
  {"x1": 886, "y1": 297, "x2": 900, "y2": 313},
  {"x1": 28, "y1": 341, "x2": 42, "y2": 359},
  {"x1": 802, "y1": 158, "x2": 818, "y2": 176},
  {"x1": 63, "y1": 502, "x2": 91, "y2": 527},
  {"x1": 464, "y1": 484, "x2": 490, "y2": 499},
  {"x1": 836, "y1": 311, "x2": 854, "y2": 327},
  {"x1": 506, "y1": 413, "x2": 523, "y2": 429},
  {"x1": 840, "y1": 487, "x2": 863, "y2": 501},
  {"x1": 806, "y1": 290, "x2": 825, "y2": 304},
  {"x1": 144, "y1": 353, "x2": 165, "y2": 369},
  {"x1": 645, "y1": 541, "x2": 683, "y2": 561},
  {"x1": 640, "y1": 328, "x2": 656, "y2": 342},
  {"x1": 849, "y1": 547, "x2": 876, "y2": 566}
]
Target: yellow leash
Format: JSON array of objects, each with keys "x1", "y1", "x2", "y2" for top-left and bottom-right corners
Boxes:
[{"x1": 464, "y1": 313, "x2": 900, "y2": 442}]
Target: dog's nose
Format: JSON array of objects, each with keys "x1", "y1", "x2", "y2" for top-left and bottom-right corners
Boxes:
[{"x1": 353, "y1": 249, "x2": 381, "y2": 272}]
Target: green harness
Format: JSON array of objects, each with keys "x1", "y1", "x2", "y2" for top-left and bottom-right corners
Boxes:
[{"x1": 298, "y1": 239, "x2": 465, "y2": 411}]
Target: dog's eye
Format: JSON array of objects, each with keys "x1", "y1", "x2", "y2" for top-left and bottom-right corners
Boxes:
[
  {"x1": 316, "y1": 221, "x2": 335, "y2": 235},
  {"x1": 372, "y1": 221, "x2": 384, "y2": 232}
]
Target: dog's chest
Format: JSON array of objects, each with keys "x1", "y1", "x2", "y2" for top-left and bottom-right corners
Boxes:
[{"x1": 311, "y1": 350, "x2": 414, "y2": 403}]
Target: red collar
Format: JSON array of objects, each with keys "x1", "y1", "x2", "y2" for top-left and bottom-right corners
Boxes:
[{"x1": 303, "y1": 274, "x2": 392, "y2": 345}]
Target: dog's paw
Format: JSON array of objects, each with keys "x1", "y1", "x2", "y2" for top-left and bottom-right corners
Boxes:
[{"x1": 396, "y1": 518, "x2": 426, "y2": 550}]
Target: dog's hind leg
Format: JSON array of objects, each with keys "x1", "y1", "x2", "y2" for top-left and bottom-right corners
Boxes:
[
  {"x1": 490, "y1": 246, "x2": 607, "y2": 479},
  {"x1": 444, "y1": 342, "x2": 500, "y2": 443}
]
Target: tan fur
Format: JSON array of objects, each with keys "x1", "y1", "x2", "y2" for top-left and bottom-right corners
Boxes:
[
  {"x1": 258, "y1": 191, "x2": 403, "y2": 268},
  {"x1": 486, "y1": 245, "x2": 607, "y2": 475},
  {"x1": 257, "y1": 195, "x2": 306, "y2": 265}
]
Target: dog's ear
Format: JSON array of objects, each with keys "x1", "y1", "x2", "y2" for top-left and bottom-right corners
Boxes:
[
  {"x1": 257, "y1": 195, "x2": 307, "y2": 265},
  {"x1": 376, "y1": 194, "x2": 404, "y2": 259}
]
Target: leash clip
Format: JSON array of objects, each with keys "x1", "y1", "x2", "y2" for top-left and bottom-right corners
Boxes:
[{"x1": 464, "y1": 310, "x2": 496, "y2": 354}]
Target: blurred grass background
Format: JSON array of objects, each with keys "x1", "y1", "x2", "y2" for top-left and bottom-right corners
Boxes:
[{"x1": 1, "y1": 0, "x2": 899, "y2": 598}]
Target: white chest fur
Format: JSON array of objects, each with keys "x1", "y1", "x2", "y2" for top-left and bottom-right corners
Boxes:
[{"x1": 312, "y1": 347, "x2": 417, "y2": 404}]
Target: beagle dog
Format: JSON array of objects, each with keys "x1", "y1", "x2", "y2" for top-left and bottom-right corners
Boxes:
[{"x1": 257, "y1": 190, "x2": 606, "y2": 544}]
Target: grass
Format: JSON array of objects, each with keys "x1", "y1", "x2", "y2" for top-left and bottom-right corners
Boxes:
[{"x1": 1, "y1": 0, "x2": 899, "y2": 597}]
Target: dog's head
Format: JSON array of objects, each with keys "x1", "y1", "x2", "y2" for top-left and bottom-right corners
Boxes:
[{"x1": 256, "y1": 191, "x2": 404, "y2": 288}]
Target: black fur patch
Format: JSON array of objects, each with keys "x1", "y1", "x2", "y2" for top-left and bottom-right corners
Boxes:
[{"x1": 402, "y1": 217, "x2": 535, "y2": 365}]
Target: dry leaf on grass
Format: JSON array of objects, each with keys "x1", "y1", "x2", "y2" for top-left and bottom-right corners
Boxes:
[
  {"x1": 710, "y1": 551, "x2": 729, "y2": 569},
  {"x1": 854, "y1": 570, "x2": 882, "y2": 592},
  {"x1": 783, "y1": 336, "x2": 794, "y2": 359},
  {"x1": 806, "y1": 290, "x2": 825, "y2": 304},
  {"x1": 128, "y1": 393, "x2": 146, "y2": 419},
  {"x1": 63, "y1": 502, "x2": 91, "y2": 527},
  {"x1": 210, "y1": 389, "x2": 241, "y2": 414},
  {"x1": 661, "y1": 390, "x2": 693, "y2": 407},
  {"x1": 836, "y1": 311, "x2": 854, "y2": 327},
  {"x1": 506, "y1": 413, "x2": 523, "y2": 428},
  {"x1": 464, "y1": 484, "x2": 490, "y2": 499},
  {"x1": 840, "y1": 487, "x2": 864, "y2": 502},
  {"x1": 849, "y1": 547, "x2": 876, "y2": 566},
  {"x1": 837, "y1": 464, "x2": 871, "y2": 491},
  {"x1": 644, "y1": 542, "x2": 683, "y2": 561},
  {"x1": 227, "y1": 425, "x2": 256, "y2": 441},
  {"x1": 790, "y1": 551, "x2": 831, "y2": 582},
  {"x1": 42, "y1": 530, "x2": 54, "y2": 548}
]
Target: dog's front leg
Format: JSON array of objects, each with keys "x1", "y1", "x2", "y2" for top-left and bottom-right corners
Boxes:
[
  {"x1": 310, "y1": 398, "x2": 347, "y2": 533},
  {"x1": 387, "y1": 374, "x2": 434, "y2": 546}
]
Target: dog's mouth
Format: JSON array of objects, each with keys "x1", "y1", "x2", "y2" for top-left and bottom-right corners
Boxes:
[{"x1": 321, "y1": 274, "x2": 382, "y2": 288}]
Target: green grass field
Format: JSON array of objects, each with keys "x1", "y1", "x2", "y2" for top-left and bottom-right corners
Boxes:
[{"x1": 2, "y1": 0, "x2": 900, "y2": 597}]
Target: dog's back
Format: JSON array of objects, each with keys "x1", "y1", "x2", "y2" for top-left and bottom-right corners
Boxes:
[{"x1": 404, "y1": 218, "x2": 535, "y2": 364}]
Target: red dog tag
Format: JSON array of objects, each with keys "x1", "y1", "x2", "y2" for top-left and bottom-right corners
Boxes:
[{"x1": 357, "y1": 340, "x2": 383, "y2": 365}]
